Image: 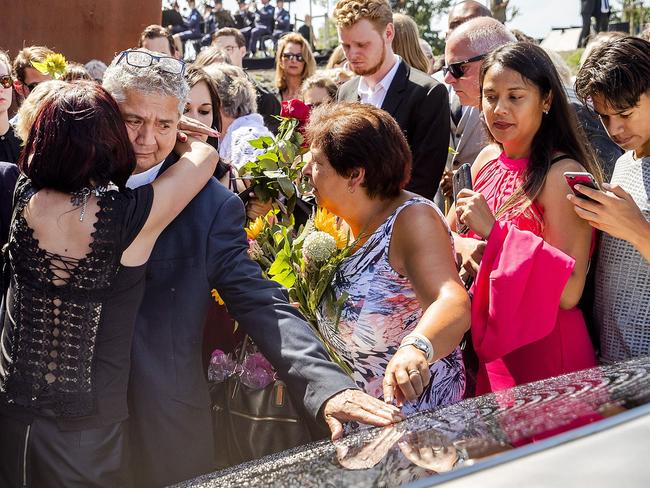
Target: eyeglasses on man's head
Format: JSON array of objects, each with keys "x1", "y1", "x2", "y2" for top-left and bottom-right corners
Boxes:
[
  {"x1": 443, "y1": 54, "x2": 486, "y2": 79},
  {"x1": 116, "y1": 49, "x2": 186, "y2": 76}
]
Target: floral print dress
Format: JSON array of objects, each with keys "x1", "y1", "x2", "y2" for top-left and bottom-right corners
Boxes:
[{"x1": 317, "y1": 197, "x2": 465, "y2": 415}]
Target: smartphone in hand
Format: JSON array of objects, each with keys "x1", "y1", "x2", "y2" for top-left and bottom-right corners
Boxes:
[
  {"x1": 564, "y1": 172, "x2": 601, "y2": 202},
  {"x1": 453, "y1": 163, "x2": 472, "y2": 234},
  {"x1": 453, "y1": 163, "x2": 473, "y2": 205}
]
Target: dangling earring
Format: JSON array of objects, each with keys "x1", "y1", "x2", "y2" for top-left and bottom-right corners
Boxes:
[
  {"x1": 347, "y1": 186, "x2": 354, "y2": 194},
  {"x1": 543, "y1": 109, "x2": 549, "y2": 115}
]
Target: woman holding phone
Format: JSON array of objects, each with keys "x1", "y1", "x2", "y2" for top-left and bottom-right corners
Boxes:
[{"x1": 448, "y1": 42, "x2": 600, "y2": 395}]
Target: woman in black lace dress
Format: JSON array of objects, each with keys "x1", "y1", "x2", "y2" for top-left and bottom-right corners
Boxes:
[{"x1": 0, "y1": 81, "x2": 218, "y2": 486}]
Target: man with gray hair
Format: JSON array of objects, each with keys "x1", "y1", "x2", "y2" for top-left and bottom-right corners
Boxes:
[
  {"x1": 102, "y1": 48, "x2": 403, "y2": 487},
  {"x1": 439, "y1": 17, "x2": 516, "y2": 201}
]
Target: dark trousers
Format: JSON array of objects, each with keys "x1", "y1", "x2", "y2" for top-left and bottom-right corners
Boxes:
[
  {"x1": 249, "y1": 26, "x2": 271, "y2": 53},
  {"x1": 0, "y1": 414, "x2": 129, "y2": 488},
  {"x1": 579, "y1": 10, "x2": 610, "y2": 48}
]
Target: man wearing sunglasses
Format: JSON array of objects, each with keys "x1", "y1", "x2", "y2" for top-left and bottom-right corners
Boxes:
[
  {"x1": 335, "y1": 0, "x2": 450, "y2": 201},
  {"x1": 437, "y1": 17, "x2": 515, "y2": 202},
  {"x1": 102, "y1": 48, "x2": 403, "y2": 487},
  {"x1": 11, "y1": 46, "x2": 54, "y2": 102}
]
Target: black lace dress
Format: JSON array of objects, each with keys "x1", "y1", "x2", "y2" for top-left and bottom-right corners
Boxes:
[{"x1": 0, "y1": 176, "x2": 153, "y2": 430}]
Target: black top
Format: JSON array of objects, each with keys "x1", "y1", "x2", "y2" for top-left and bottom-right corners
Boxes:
[
  {"x1": 0, "y1": 126, "x2": 21, "y2": 165},
  {"x1": 0, "y1": 176, "x2": 154, "y2": 430}
]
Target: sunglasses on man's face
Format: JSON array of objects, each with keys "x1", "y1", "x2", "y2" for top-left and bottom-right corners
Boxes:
[
  {"x1": 282, "y1": 53, "x2": 304, "y2": 62},
  {"x1": 0, "y1": 75, "x2": 13, "y2": 89},
  {"x1": 443, "y1": 54, "x2": 486, "y2": 79}
]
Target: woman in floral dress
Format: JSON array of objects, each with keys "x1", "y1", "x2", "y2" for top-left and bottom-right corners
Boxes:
[{"x1": 302, "y1": 102, "x2": 469, "y2": 414}]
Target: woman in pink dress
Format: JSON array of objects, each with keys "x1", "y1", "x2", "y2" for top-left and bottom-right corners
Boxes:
[{"x1": 448, "y1": 42, "x2": 600, "y2": 395}]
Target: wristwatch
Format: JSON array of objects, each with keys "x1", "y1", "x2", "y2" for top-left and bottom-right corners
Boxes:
[{"x1": 398, "y1": 334, "x2": 435, "y2": 364}]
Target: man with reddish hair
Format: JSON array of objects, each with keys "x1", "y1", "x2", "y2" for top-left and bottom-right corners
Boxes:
[{"x1": 335, "y1": 0, "x2": 450, "y2": 200}]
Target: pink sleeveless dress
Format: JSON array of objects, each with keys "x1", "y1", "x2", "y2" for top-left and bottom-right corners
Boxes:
[{"x1": 468, "y1": 153, "x2": 596, "y2": 395}]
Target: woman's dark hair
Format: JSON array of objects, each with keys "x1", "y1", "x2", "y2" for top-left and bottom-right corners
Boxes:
[
  {"x1": 575, "y1": 36, "x2": 650, "y2": 112},
  {"x1": 479, "y1": 42, "x2": 601, "y2": 216},
  {"x1": 305, "y1": 102, "x2": 411, "y2": 199},
  {"x1": 186, "y1": 66, "x2": 222, "y2": 150},
  {"x1": 18, "y1": 81, "x2": 135, "y2": 192}
]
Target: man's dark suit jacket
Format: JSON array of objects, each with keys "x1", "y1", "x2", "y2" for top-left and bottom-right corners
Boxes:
[
  {"x1": 337, "y1": 61, "x2": 451, "y2": 200},
  {"x1": 128, "y1": 154, "x2": 356, "y2": 487}
]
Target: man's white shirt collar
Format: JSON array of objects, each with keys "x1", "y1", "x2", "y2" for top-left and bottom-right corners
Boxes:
[
  {"x1": 127, "y1": 161, "x2": 164, "y2": 189},
  {"x1": 357, "y1": 55, "x2": 402, "y2": 108}
]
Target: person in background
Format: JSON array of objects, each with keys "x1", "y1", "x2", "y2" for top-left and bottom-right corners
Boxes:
[
  {"x1": 301, "y1": 73, "x2": 338, "y2": 107},
  {"x1": 60, "y1": 62, "x2": 93, "y2": 82},
  {"x1": 14, "y1": 81, "x2": 67, "y2": 143},
  {"x1": 326, "y1": 44, "x2": 347, "y2": 69},
  {"x1": 419, "y1": 38, "x2": 435, "y2": 75},
  {"x1": 204, "y1": 63, "x2": 273, "y2": 171},
  {"x1": 298, "y1": 14, "x2": 317, "y2": 50},
  {"x1": 84, "y1": 59, "x2": 108, "y2": 83},
  {"x1": 447, "y1": 0, "x2": 493, "y2": 33},
  {"x1": 573, "y1": 36, "x2": 650, "y2": 363},
  {"x1": 275, "y1": 32, "x2": 316, "y2": 101},
  {"x1": 449, "y1": 42, "x2": 599, "y2": 394},
  {"x1": 335, "y1": 0, "x2": 451, "y2": 201},
  {"x1": 579, "y1": 0, "x2": 611, "y2": 48},
  {"x1": 139, "y1": 24, "x2": 179, "y2": 58},
  {"x1": 303, "y1": 101, "x2": 469, "y2": 413},
  {"x1": 193, "y1": 45, "x2": 231, "y2": 67},
  {"x1": 12, "y1": 46, "x2": 54, "y2": 103},
  {"x1": 213, "y1": 27, "x2": 281, "y2": 131},
  {"x1": 392, "y1": 13, "x2": 430, "y2": 74},
  {"x1": 172, "y1": 0, "x2": 203, "y2": 57},
  {"x1": 235, "y1": 0, "x2": 256, "y2": 33},
  {"x1": 162, "y1": 0, "x2": 186, "y2": 33},
  {"x1": 273, "y1": 0, "x2": 292, "y2": 48},
  {"x1": 247, "y1": 0, "x2": 275, "y2": 56},
  {"x1": 0, "y1": 52, "x2": 20, "y2": 164},
  {"x1": 213, "y1": 0, "x2": 237, "y2": 29}
]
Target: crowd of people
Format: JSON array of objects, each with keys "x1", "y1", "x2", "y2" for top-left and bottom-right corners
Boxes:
[{"x1": 1, "y1": 0, "x2": 650, "y2": 486}]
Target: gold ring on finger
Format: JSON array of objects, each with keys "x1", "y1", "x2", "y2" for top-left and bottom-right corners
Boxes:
[{"x1": 408, "y1": 369, "x2": 421, "y2": 376}]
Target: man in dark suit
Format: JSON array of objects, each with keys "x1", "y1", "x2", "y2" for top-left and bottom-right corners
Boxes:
[
  {"x1": 579, "y1": 0, "x2": 611, "y2": 48},
  {"x1": 335, "y1": 0, "x2": 450, "y2": 200},
  {"x1": 102, "y1": 49, "x2": 402, "y2": 488}
]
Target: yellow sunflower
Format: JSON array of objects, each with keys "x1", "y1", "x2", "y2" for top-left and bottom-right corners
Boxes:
[
  {"x1": 314, "y1": 207, "x2": 348, "y2": 249},
  {"x1": 31, "y1": 53, "x2": 68, "y2": 79},
  {"x1": 245, "y1": 216, "x2": 265, "y2": 240}
]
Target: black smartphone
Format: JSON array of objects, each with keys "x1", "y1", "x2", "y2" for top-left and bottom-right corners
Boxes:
[
  {"x1": 237, "y1": 187, "x2": 252, "y2": 205},
  {"x1": 564, "y1": 172, "x2": 601, "y2": 202},
  {"x1": 453, "y1": 163, "x2": 473, "y2": 205}
]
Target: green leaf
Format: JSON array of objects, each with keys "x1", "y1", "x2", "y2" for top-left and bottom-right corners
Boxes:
[
  {"x1": 277, "y1": 176, "x2": 295, "y2": 198},
  {"x1": 270, "y1": 268, "x2": 296, "y2": 289},
  {"x1": 258, "y1": 158, "x2": 279, "y2": 171},
  {"x1": 248, "y1": 136, "x2": 275, "y2": 149}
]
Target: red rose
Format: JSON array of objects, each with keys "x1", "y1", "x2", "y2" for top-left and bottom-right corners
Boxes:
[{"x1": 280, "y1": 98, "x2": 311, "y2": 127}]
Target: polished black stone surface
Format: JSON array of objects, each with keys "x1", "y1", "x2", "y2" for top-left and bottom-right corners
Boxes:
[{"x1": 174, "y1": 357, "x2": 650, "y2": 488}]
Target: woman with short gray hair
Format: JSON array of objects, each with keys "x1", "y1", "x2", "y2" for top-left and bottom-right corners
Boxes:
[{"x1": 203, "y1": 63, "x2": 273, "y2": 170}]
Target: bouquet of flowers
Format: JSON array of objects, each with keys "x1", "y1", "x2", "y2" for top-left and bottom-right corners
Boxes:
[
  {"x1": 237, "y1": 103, "x2": 311, "y2": 219},
  {"x1": 243, "y1": 207, "x2": 354, "y2": 374}
]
